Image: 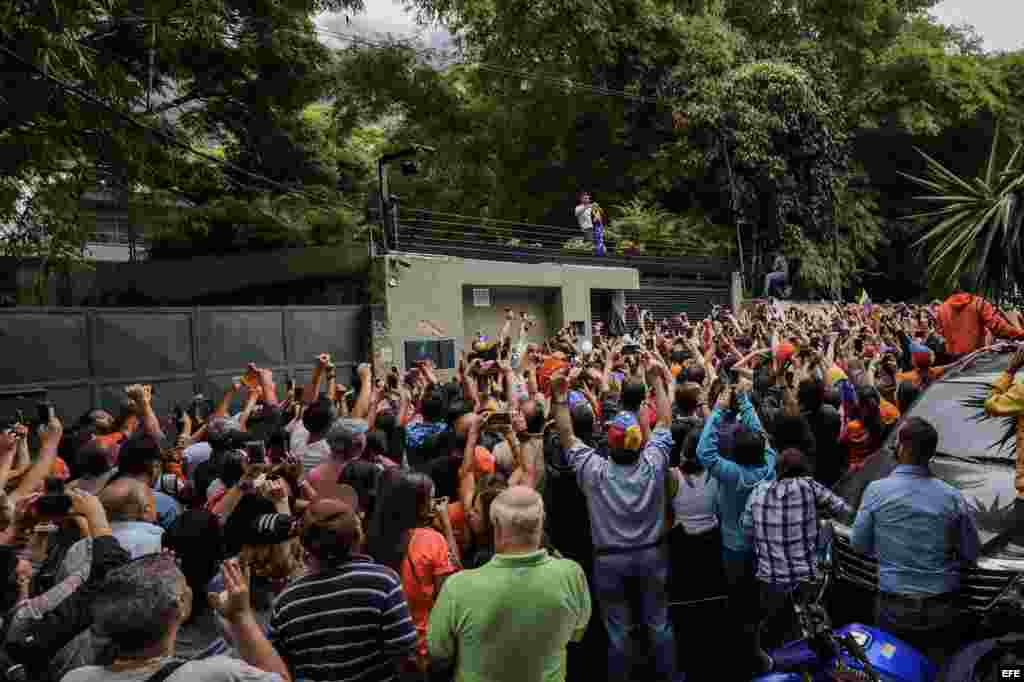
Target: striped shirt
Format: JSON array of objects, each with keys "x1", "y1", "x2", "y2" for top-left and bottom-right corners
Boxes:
[
  {"x1": 269, "y1": 556, "x2": 416, "y2": 682},
  {"x1": 741, "y1": 476, "x2": 851, "y2": 585}
]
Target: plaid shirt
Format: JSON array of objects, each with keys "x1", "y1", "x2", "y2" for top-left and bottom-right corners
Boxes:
[{"x1": 742, "y1": 476, "x2": 851, "y2": 585}]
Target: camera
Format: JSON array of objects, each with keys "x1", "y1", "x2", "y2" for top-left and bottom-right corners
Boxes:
[
  {"x1": 483, "y1": 411, "x2": 512, "y2": 430},
  {"x1": 245, "y1": 441, "x2": 267, "y2": 465},
  {"x1": 36, "y1": 477, "x2": 71, "y2": 516},
  {"x1": 158, "y1": 473, "x2": 182, "y2": 497}
]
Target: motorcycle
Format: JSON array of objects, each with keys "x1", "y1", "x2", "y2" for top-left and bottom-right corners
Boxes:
[{"x1": 752, "y1": 539, "x2": 938, "y2": 682}]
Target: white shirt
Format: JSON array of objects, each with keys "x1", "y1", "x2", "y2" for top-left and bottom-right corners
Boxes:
[
  {"x1": 295, "y1": 439, "x2": 332, "y2": 474},
  {"x1": 575, "y1": 203, "x2": 593, "y2": 231},
  {"x1": 109, "y1": 521, "x2": 164, "y2": 560},
  {"x1": 671, "y1": 469, "x2": 719, "y2": 535},
  {"x1": 286, "y1": 419, "x2": 309, "y2": 453}
]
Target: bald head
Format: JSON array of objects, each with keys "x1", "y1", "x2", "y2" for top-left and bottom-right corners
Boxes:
[
  {"x1": 490, "y1": 485, "x2": 544, "y2": 551},
  {"x1": 100, "y1": 478, "x2": 155, "y2": 523}
]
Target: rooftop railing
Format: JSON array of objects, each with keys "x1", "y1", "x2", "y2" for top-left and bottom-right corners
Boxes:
[{"x1": 394, "y1": 207, "x2": 735, "y2": 281}]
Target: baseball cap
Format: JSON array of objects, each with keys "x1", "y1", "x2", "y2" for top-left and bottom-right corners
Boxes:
[{"x1": 607, "y1": 412, "x2": 643, "y2": 451}]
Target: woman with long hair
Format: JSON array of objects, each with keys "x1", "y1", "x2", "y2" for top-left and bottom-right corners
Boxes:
[
  {"x1": 841, "y1": 384, "x2": 900, "y2": 472},
  {"x1": 462, "y1": 474, "x2": 509, "y2": 569},
  {"x1": 366, "y1": 469, "x2": 460, "y2": 679}
]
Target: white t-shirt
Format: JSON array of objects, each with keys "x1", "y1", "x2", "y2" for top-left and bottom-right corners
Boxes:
[
  {"x1": 286, "y1": 419, "x2": 309, "y2": 453},
  {"x1": 671, "y1": 469, "x2": 719, "y2": 535},
  {"x1": 61, "y1": 656, "x2": 283, "y2": 682},
  {"x1": 575, "y1": 203, "x2": 593, "y2": 231}
]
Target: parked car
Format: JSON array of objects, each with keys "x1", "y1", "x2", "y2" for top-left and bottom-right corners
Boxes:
[{"x1": 831, "y1": 348, "x2": 1024, "y2": 623}]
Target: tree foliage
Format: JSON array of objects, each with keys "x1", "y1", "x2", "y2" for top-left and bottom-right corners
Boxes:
[
  {"x1": 5, "y1": 0, "x2": 1024, "y2": 301},
  {"x1": 0, "y1": 0, "x2": 366, "y2": 269},
  {"x1": 905, "y1": 128, "x2": 1024, "y2": 300}
]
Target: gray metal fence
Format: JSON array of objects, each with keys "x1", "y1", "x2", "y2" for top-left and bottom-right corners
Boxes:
[{"x1": 0, "y1": 306, "x2": 367, "y2": 423}]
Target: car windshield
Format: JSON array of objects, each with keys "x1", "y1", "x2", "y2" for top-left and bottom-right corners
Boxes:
[{"x1": 835, "y1": 349, "x2": 1024, "y2": 561}]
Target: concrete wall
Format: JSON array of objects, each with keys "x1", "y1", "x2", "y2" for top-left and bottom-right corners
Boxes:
[
  {"x1": 461, "y1": 286, "x2": 562, "y2": 348},
  {"x1": 383, "y1": 254, "x2": 638, "y2": 372}
]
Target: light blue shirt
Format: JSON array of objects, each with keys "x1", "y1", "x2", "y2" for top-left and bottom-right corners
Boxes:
[
  {"x1": 696, "y1": 394, "x2": 777, "y2": 552},
  {"x1": 568, "y1": 427, "x2": 673, "y2": 552},
  {"x1": 851, "y1": 465, "x2": 980, "y2": 595},
  {"x1": 153, "y1": 490, "x2": 181, "y2": 530},
  {"x1": 109, "y1": 521, "x2": 164, "y2": 559}
]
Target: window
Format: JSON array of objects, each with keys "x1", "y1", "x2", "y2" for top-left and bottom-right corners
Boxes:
[{"x1": 404, "y1": 338, "x2": 456, "y2": 370}]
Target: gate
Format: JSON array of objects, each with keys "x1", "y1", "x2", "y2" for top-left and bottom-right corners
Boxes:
[{"x1": 0, "y1": 306, "x2": 368, "y2": 423}]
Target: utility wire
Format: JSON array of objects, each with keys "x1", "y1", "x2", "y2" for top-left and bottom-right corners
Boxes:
[
  {"x1": 81, "y1": 13, "x2": 667, "y2": 104},
  {"x1": 0, "y1": 41, "x2": 355, "y2": 210}
]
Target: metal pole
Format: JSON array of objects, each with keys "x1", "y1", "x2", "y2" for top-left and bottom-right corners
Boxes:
[
  {"x1": 377, "y1": 157, "x2": 386, "y2": 252},
  {"x1": 721, "y1": 134, "x2": 746, "y2": 288},
  {"x1": 391, "y1": 196, "x2": 399, "y2": 252}
]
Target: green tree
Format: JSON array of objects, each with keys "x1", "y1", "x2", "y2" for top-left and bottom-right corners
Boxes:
[{"x1": 1, "y1": 0, "x2": 365, "y2": 267}]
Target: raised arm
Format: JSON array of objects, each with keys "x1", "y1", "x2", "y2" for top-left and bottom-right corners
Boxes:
[
  {"x1": 980, "y1": 297, "x2": 1024, "y2": 340},
  {"x1": 351, "y1": 363, "x2": 373, "y2": 420},
  {"x1": 11, "y1": 415, "x2": 62, "y2": 501},
  {"x1": 126, "y1": 384, "x2": 163, "y2": 441},
  {"x1": 551, "y1": 371, "x2": 577, "y2": 451},
  {"x1": 696, "y1": 389, "x2": 740, "y2": 484},
  {"x1": 304, "y1": 354, "x2": 330, "y2": 405}
]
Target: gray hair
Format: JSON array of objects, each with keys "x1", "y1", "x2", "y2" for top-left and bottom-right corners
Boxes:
[
  {"x1": 91, "y1": 554, "x2": 184, "y2": 654},
  {"x1": 490, "y1": 486, "x2": 544, "y2": 543},
  {"x1": 326, "y1": 418, "x2": 369, "y2": 457}
]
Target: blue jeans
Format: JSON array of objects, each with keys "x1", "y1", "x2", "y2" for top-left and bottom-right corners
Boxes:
[
  {"x1": 593, "y1": 544, "x2": 676, "y2": 682},
  {"x1": 876, "y1": 592, "x2": 961, "y2": 668}
]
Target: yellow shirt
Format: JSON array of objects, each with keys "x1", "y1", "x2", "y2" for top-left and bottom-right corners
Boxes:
[{"x1": 984, "y1": 372, "x2": 1024, "y2": 498}]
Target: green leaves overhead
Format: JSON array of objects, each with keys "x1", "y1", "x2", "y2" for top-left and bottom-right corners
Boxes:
[{"x1": 1, "y1": 0, "x2": 366, "y2": 265}]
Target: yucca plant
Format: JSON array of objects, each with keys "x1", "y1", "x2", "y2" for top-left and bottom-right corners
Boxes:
[{"x1": 903, "y1": 126, "x2": 1024, "y2": 300}]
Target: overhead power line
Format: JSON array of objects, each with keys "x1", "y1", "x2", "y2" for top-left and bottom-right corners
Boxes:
[{"x1": 0, "y1": 41, "x2": 355, "y2": 209}]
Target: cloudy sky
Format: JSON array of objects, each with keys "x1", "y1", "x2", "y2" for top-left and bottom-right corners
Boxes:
[{"x1": 318, "y1": 0, "x2": 1021, "y2": 52}]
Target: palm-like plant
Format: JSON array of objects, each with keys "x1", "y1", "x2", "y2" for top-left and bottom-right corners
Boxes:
[{"x1": 904, "y1": 127, "x2": 1024, "y2": 299}]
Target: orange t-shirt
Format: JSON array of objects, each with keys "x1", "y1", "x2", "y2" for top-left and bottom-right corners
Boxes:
[
  {"x1": 401, "y1": 527, "x2": 458, "y2": 661},
  {"x1": 446, "y1": 502, "x2": 471, "y2": 555},
  {"x1": 50, "y1": 457, "x2": 70, "y2": 481},
  {"x1": 93, "y1": 432, "x2": 127, "y2": 465},
  {"x1": 895, "y1": 367, "x2": 946, "y2": 390}
]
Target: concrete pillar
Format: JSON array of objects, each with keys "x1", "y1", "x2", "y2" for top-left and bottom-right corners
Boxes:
[
  {"x1": 368, "y1": 256, "x2": 393, "y2": 377},
  {"x1": 731, "y1": 271, "x2": 744, "y2": 312}
]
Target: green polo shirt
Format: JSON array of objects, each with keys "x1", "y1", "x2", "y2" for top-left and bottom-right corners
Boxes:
[{"x1": 427, "y1": 549, "x2": 591, "y2": 682}]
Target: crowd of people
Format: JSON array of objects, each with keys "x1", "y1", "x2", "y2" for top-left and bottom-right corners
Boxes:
[{"x1": 0, "y1": 271, "x2": 1023, "y2": 682}]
